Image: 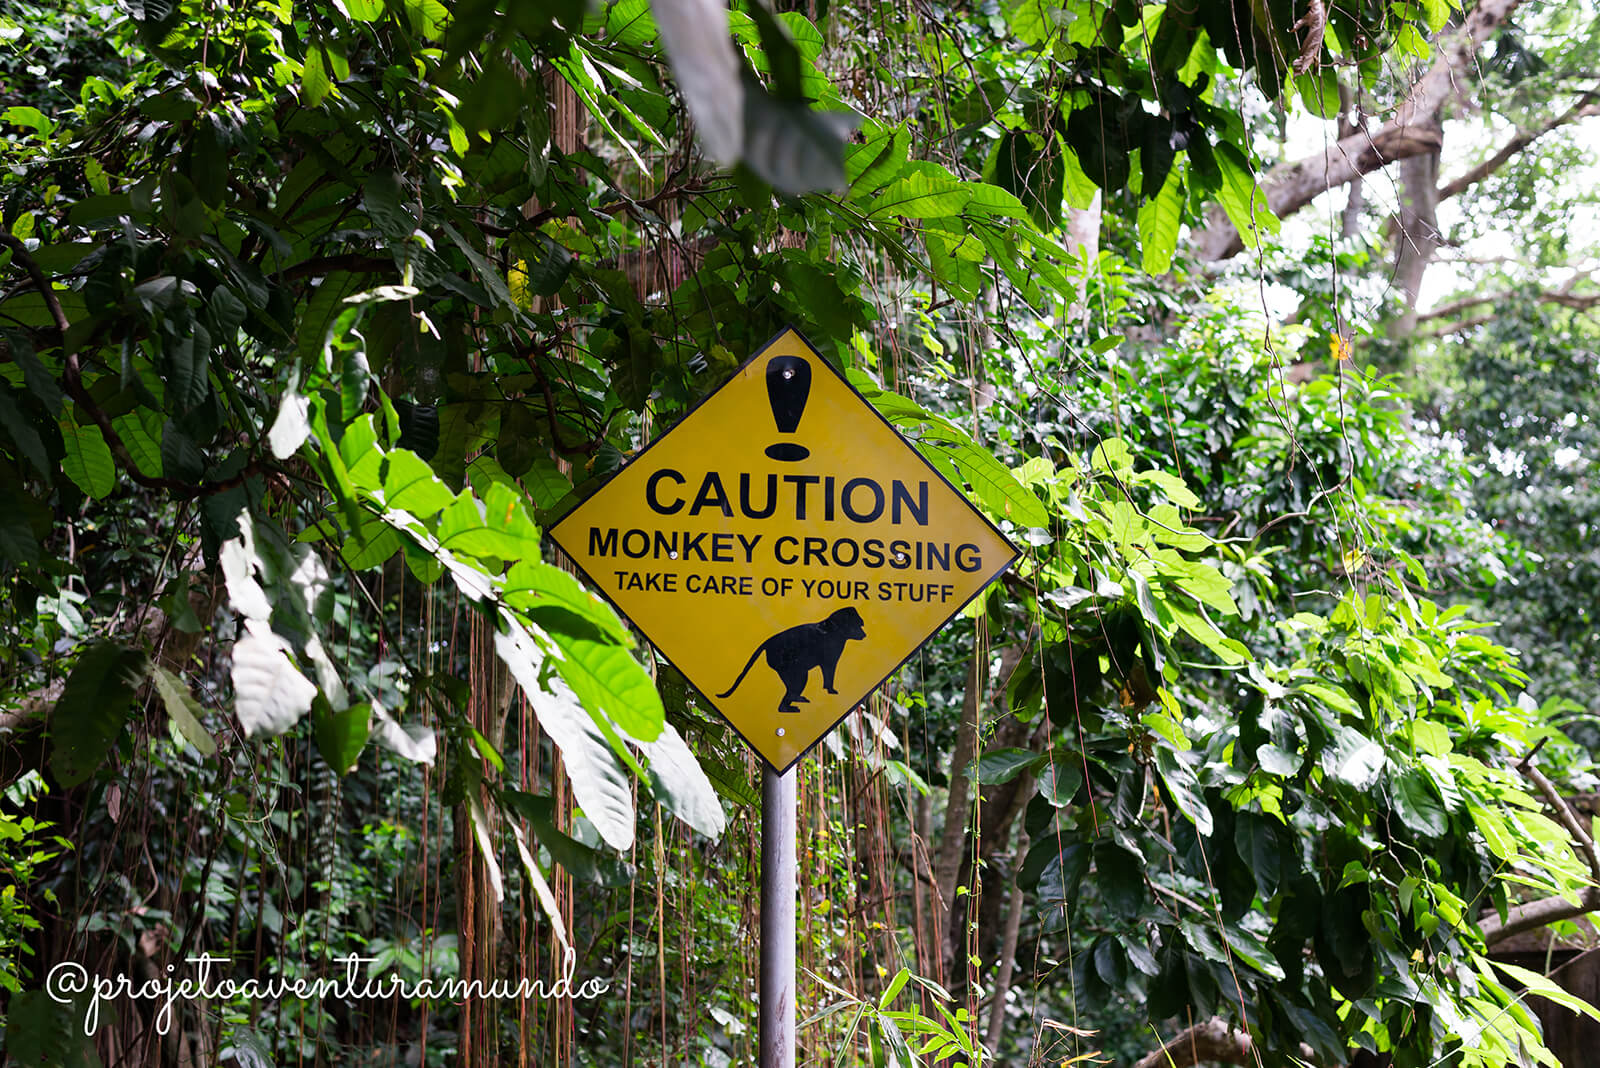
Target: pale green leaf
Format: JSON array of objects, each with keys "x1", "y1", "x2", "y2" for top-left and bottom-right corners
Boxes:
[
  {"x1": 150, "y1": 665, "x2": 218, "y2": 757},
  {"x1": 232, "y1": 619, "x2": 318, "y2": 737},
  {"x1": 637, "y1": 722, "x2": 724, "y2": 838},
  {"x1": 495, "y1": 623, "x2": 636, "y2": 850}
]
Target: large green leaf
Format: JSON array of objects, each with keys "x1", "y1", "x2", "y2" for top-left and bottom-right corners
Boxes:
[
  {"x1": 504, "y1": 559, "x2": 632, "y2": 646},
  {"x1": 1212, "y1": 142, "x2": 1279, "y2": 250},
  {"x1": 110, "y1": 408, "x2": 164, "y2": 477},
  {"x1": 382, "y1": 448, "x2": 455, "y2": 518},
  {"x1": 1138, "y1": 167, "x2": 1184, "y2": 274},
  {"x1": 58, "y1": 416, "x2": 115, "y2": 498},
  {"x1": 547, "y1": 628, "x2": 663, "y2": 743},
  {"x1": 314, "y1": 698, "x2": 371, "y2": 774},
  {"x1": 975, "y1": 747, "x2": 1038, "y2": 784},
  {"x1": 494, "y1": 623, "x2": 636, "y2": 851},
  {"x1": 942, "y1": 440, "x2": 1049, "y2": 528},
  {"x1": 0, "y1": 387, "x2": 51, "y2": 481},
  {"x1": 436, "y1": 481, "x2": 543, "y2": 563},
  {"x1": 51, "y1": 642, "x2": 148, "y2": 787},
  {"x1": 870, "y1": 169, "x2": 973, "y2": 219}
]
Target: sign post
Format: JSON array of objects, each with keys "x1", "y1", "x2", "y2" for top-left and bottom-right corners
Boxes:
[
  {"x1": 549, "y1": 326, "x2": 1018, "y2": 1062},
  {"x1": 761, "y1": 766, "x2": 796, "y2": 1068}
]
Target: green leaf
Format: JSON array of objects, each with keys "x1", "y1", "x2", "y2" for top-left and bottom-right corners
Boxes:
[
  {"x1": 437, "y1": 482, "x2": 543, "y2": 562},
  {"x1": 494, "y1": 623, "x2": 636, "y2": 851},
  {"x1": 1491, "y1": 960, "x2": 1600, "y2": 1023},
  {"x1": 0, "y1": 483, "x2": 43, "y2": 565},
  {"x1": 2, "y1": 106, "x2": 55, "y2": 136},
  {"x1": 58, "y1": 417, "x2": 116, "y2": 499},
  {"x1": 0, "y1": 387, "x2": 51, "y2": 481},
  {"x1": 1137, "y1": 167, "x2": 1184, "y2": 274},
  {"x1": 165, "y1": 323, "x2": 212, "y2": 411},
  {"x1": 1391, "y1": 768, "x2": 1448, "y2": 836},
  {"x1": 501, "y1": 789, "x2": 632, "y2": 886},
  {"x1": 343, "y1": 0, "x2": 385, "y2": 20},
  {"x1": 466, "y1": 788, "x2": 505, "y2": 902},
  {"x1": 1257, "y1": 742, "x2": 1302, "y2": 775},
  {"x1": 232, "y1": 618, "x2": 319, "y2": 737},
  {"x1": 847, "y1": 123, "x2": 911, "y2": 195},
  {"x1": 547, "y1": 627, "x2": 663, "y2": 744},
  {"x1": 976, "y1": 747, "x2": 1038, "y2": 784},
  {"x1": 383, "y1": 448, "x2": 455, "y2": 518},
  {"x1": 1039, "y1": 758, "x2": 1083, "y2": 806},
  {"x1": 740, "y1": 82, "x2": 857, "y2": 195},
  {"x1": 340, "y1": 515, "x2": 404, "y2": 571},
  {"x1": 942, "y1": 440, "x2": 1049, "y2": 528},
  {"x1": 1213, "y1": 142, "x2": 1279, "y2": 249},
  {"x1": 505, "y1": 559, "x2": 632, "y2": 645},
  {"x1": 314, "y1": 699, "x2": 371, "y2": 775},
  {"x1": 110, "y1": 409, "x2": 164, "y2": 477},
  {"x1": 1324, "y1": 726, "x2": 1385, "y2": 789},
  {"x1": 508, "y1": 819, "x2": 569, "y2": 949},
  {"x1": 269, "y1": 391, "x2": 311, "y2": 459},
  {"x1": 1295, "y1": 69, "x2": 1341, "y2": 117},
  {"x1": 1469, "y1": 804, "x2": 1517, "y2": 861},
  {"x1": 870, "y1": 169, "x2": 973, "y2": 219},
  {"x1": 1234, "y1": 811, "x2": 1282, "y2": 898},
  {"x1": 150, "y1": 664, "x2": 217, "y2": 757},
  {"x1": 521, "y1": 458, "x2": 573, "y2": 511},
  {"x1": 1155, "y1": 746, "x2": 1212, "y2": 835},
  {"x1": 51, "y1": 643, "x2": 148, "y2": 787},
  {"x1": 7, "y1": 333, "x2": 62, "y2": 414}
]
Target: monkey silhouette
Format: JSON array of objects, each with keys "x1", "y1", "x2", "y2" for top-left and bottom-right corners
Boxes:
[{"x1": 717, "y1": 607, "x2": 867, "y2": 714}]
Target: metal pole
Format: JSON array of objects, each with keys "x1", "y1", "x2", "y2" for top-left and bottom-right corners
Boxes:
[{"x1": 761, "y1": 765, "x2": 796, "y2": 1068}]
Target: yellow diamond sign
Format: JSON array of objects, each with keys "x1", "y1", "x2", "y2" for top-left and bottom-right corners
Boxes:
[{"x1": 550, "y1": 328, "x2": 1019, "y2": 771}]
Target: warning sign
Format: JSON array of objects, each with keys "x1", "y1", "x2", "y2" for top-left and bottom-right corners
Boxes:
[{"x1": 549, "y1": 328, "x2": 1019, "y2": 771}]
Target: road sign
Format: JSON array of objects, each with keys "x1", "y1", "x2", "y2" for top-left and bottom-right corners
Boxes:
[{"x1": 549, "y1": 327, "x2": 1019, "y2": 771}]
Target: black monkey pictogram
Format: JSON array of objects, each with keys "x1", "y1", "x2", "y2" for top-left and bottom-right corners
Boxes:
[{"x1": 717, "y1": 607, "x2": 867, "y2": 714}]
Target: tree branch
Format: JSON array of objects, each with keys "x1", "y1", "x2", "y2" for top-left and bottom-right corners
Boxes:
[
  {"x1": 1134, "y1": 1017, "x2": 1255, "y2": 1068},
  {"x1": 1418, "y1": 287, "x2": 1600, "y2": 322},
  {"x1": 1476, "y1": 757, "x2": 1600, "y2": 945},
  {"x1": 1437, "y1": 90, "x2": 1600, "y2": 201},
  {"x1": 1196, "y1": 0, "x2": 1526, "y2": 260},
  {"x1": 1480, "y1": 889, "x2": 1600, "y2": 945}
]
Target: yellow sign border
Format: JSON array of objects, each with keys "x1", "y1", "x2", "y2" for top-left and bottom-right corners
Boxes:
[{"x1": 548, "y1": 326, "x2": 1021, "y2": 773}]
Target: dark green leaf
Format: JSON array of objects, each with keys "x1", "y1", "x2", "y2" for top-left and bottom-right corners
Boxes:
[{"x1": 52, "y1": 642, "x2": 148, "y2": 787}]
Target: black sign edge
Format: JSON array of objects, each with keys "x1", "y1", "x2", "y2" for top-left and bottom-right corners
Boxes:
[{"x1": 545, "y1": 323, "x2": 1024, "y2": 777}]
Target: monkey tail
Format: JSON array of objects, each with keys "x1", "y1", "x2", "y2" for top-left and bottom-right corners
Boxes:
[{"x1": 716, "y1": 643, "x2": 767, "y2": 699}]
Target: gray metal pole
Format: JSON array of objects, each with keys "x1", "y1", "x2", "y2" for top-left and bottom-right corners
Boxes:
[{"x1": 761, "y1": 765, "x2": 797, "y2": 1068}]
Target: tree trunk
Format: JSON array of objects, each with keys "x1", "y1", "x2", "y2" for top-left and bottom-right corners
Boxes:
[
  {"x1": 1339, "y1": 82, "x2": 1366, "y2": 238},
  {"x1": 932, "y1": 652, "x2": 984, "y2": 985},
  {"x1": 1064, "y1": 194, "x2": 1102, "y2": 324},
  {"x1": 1387, "y1": 138, "x2": 1442, "y2": 338},
  {"x1": 1194, "y1": 0, "x2": 1525, "y2": 261}
]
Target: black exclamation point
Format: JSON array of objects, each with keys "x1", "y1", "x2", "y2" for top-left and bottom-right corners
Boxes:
[{"x1": 764, "y1": 355, "x2": 811, "y2": 462}]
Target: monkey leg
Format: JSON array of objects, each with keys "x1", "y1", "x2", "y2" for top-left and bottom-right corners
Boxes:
[{"x1": 778, "y1": 681, "x2": 808, "y2": 714}]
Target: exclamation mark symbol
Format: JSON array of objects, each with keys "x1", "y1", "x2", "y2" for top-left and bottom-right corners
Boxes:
[{"x1": 764, "y1": 355, "x2": 811, "y2": 462}]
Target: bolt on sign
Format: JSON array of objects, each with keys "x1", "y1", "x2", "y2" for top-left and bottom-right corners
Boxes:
[{"x1": 550, "y1": 327, "x2": 1020, "y2": 771}]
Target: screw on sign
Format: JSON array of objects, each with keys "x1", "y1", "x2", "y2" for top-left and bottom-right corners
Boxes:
[{"x1": 549, "y1": 326, "x2": 1019, "y2": 772}]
